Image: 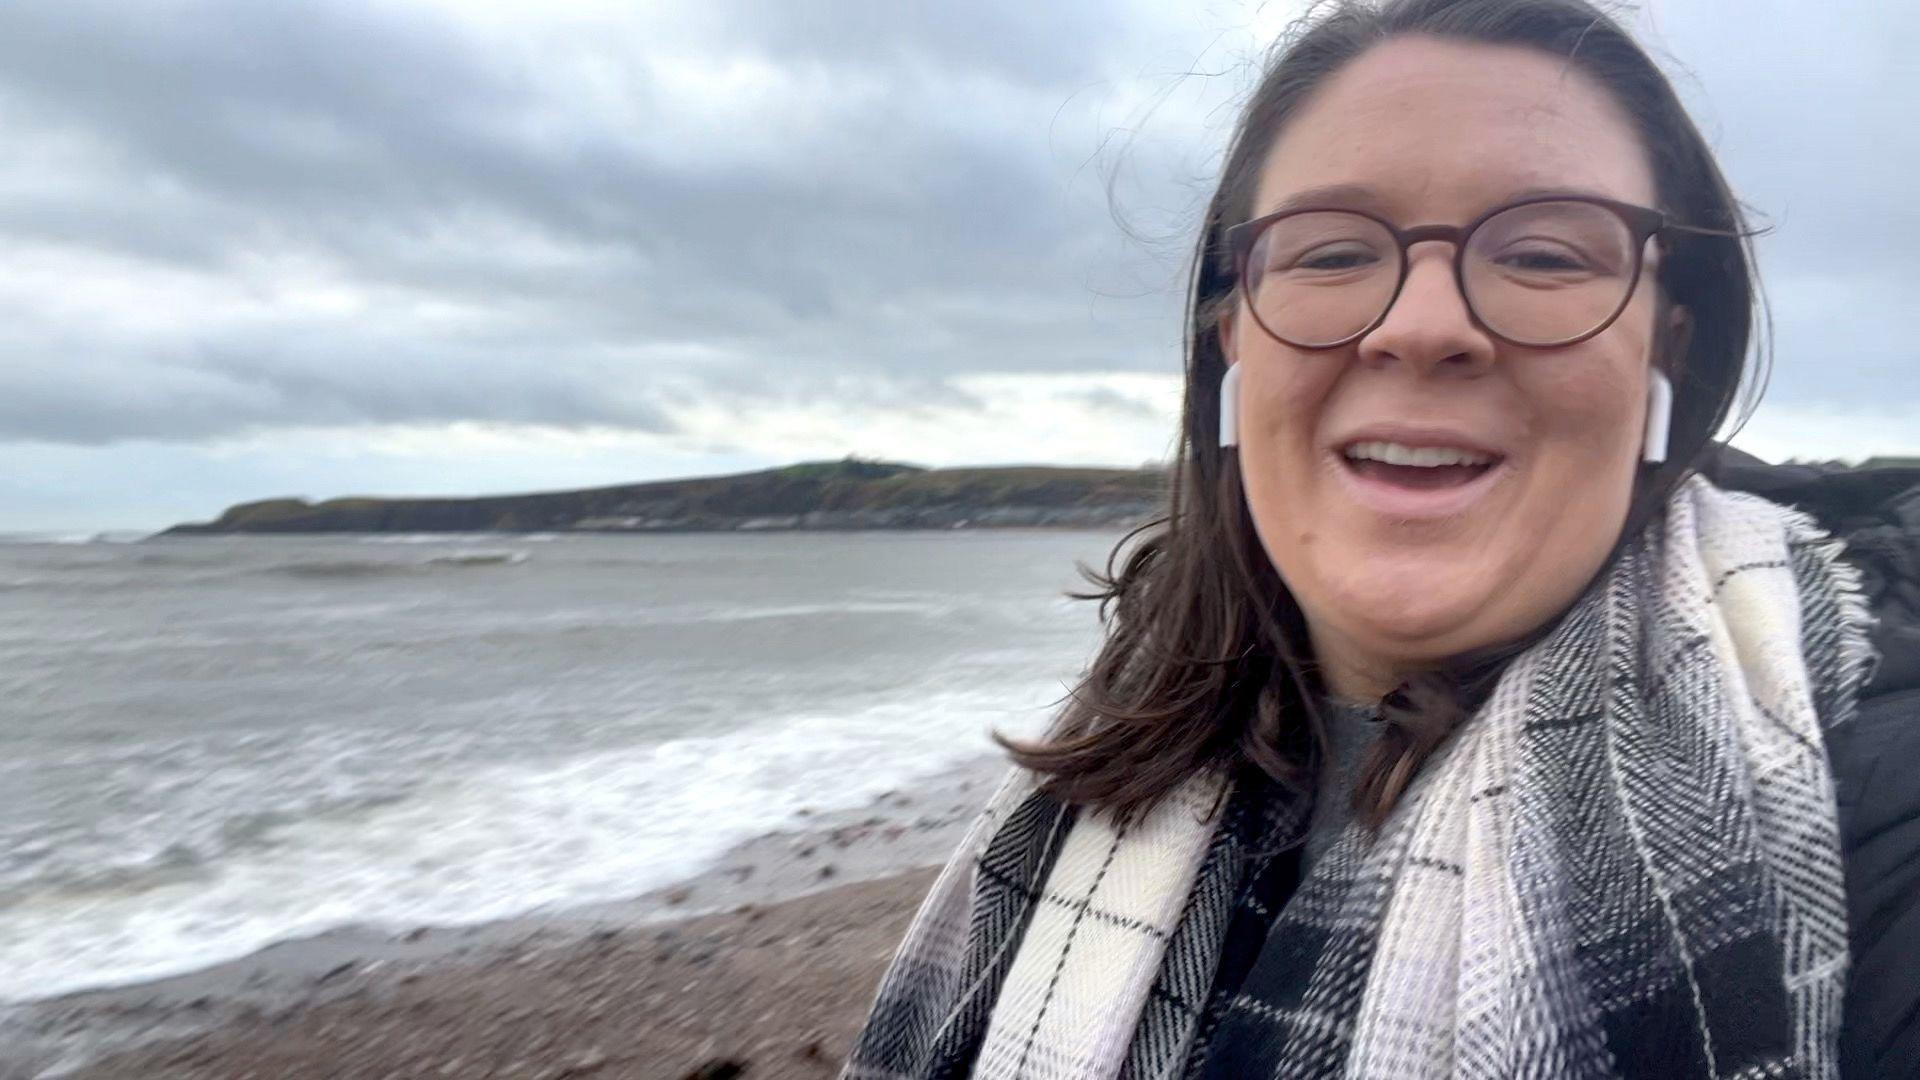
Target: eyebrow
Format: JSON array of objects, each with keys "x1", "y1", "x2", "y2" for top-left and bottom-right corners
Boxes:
[
  {"x1": 1262, "y1": 182, "x2": 1622, "y2": 218},
  {"x1": 1265, "y1": 183, "x2": 1395, "y2": 216}
]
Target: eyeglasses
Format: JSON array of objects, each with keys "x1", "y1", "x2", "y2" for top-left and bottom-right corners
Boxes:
[{"x1": 1224, "y1": 194, "x2": 1729, "y2": 349}]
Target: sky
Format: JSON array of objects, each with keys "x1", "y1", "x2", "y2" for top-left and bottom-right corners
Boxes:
[{"x1": 2, "y1": 0, "x2": 1915, "y2": 532}]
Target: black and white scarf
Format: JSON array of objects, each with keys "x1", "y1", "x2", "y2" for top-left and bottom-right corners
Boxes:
[{"x1": 841, "y1": 475, "x2": 1878, "y2": 1080}]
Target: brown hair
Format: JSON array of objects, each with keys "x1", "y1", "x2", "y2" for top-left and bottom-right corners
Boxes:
[{"x1": 993, "y1": 0, "x2": 1769, "y2": 830}]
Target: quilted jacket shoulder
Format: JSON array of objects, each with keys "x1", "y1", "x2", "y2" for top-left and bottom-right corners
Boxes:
[{"x1": 1709, "y1": 446, "x2": 1920, "y2": 1079}]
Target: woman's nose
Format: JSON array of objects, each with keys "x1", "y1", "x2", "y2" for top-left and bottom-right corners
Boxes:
[{"x1": 1356, "y1": 245, "x2": 1498, "y2": 374}]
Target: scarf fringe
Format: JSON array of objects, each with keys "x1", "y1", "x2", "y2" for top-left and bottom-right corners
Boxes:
[{"x1": 1775, "y1": 499, "x2": 1884, "y2": 715}]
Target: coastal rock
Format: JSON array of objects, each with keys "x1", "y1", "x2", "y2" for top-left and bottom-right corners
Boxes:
[{"x1": 161, "y1": 458, "x2": 1166, "y2": 536}]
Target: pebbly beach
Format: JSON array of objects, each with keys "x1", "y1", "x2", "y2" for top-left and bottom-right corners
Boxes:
[{"x1": 3, "y1": 756, "x2": 1007, "y2": 1080}]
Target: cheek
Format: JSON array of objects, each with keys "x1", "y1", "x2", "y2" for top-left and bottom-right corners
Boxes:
[
  {"x1": 1231, "y1": 356, "x2": 1347, "y2": 592},
  {"x1": 1237, "y1": 348, "x2": 1340, "y2": 457},
  {"x1": 1543, "y1": 290, "x2": 1662, "y2": 445},
  {"x1": 1523, "y1": 348, "x2": 1646, "y2": 465},
  {"x1": 1509, "y1": 348, "x2": 1648, "y2": 601}
]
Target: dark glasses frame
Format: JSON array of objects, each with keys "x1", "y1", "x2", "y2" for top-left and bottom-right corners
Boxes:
[{"x1": 1223, "y1": 193, "x2": 1737, "y2": 349}]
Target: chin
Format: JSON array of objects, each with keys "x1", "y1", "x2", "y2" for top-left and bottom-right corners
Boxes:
[{"x1": 1319, "y1": 563, "x2": 1503, "y2": 659}]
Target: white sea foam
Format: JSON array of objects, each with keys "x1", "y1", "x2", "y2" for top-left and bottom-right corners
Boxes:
[
  {"x1": 0, "y1": 531, "x2": 149, "y2": 545},
  {"x1": 0, "y1": 684, "x2": 1054, "y2": 1005},
  {"x1": 355, "y1": 533, "x2": 539, "y2": 544},
  {"x1": 0, "y1": 532, "x2": 96, "y2": 546}
]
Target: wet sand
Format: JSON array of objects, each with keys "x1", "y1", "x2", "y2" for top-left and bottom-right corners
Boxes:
[{"x1": 2, "y1": 757, "x2": 1009, "y2": 1080}]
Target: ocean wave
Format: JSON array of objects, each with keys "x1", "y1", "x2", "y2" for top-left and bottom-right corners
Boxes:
[
  {"x1": 262, "y1": 550, "x2": 530, "y2": 579},
  {"x1": 0, "y1": 684, "x2": 1054, "y2": 1005},
  {"x1": 676, "y1": 599, "x2": 957, "y2": 623},
  {"x1": 2, "y1": 550, "x2": 534, "y2": 592},
  {"x1": 424, "y1": 550, "x2": 529, "y2": 568},
  {"x1": 0, "y1": 531, "x2": 145, "y2": 546},
  {"x1": 0, "y1": 843, "x2": 214, "y2": 908},
  {"x1": 0, "y1": 792, "x2": 414, "y2": 912},
  {"x1": 0, "y1": 572, "x2": 172, "y2": 594},
  {"x1": 0, "y1": 533, "x2": 95, "y2": 546},
  {"x1": 354, "y1": 533, "x2": 561, "y2": 544}
]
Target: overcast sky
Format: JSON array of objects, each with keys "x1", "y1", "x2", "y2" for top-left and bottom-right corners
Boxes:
[{"x1": 2, "y1": 0, "x2": 1915, "y2": 532}]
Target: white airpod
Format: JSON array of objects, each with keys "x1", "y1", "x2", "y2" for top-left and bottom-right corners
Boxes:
[
  {"x1": 1219, "y1": 363, "x2": 1242, "y2": 448},
  {"x1": 1642, "y1": 368, "x2": 1672, "y2": 465},
  {"x1": 1220, "y1": 363, "x2": 1674, "y2": 463}
]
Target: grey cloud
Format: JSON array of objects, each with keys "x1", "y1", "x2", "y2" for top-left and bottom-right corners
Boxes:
[
  {"x1": 0, "y1": 0, "x2": 1108, "y2": 275},
  {"x1": 0, "y1": 0, "x2": 1212, "y2": 448},
  {"x1": 1753, "y1": 271, "x2": 1915, "y2": 406},
  {"x1": 1068, "y1": 386, "x2": 1165, "y2": 422},
  {"x1": 0, "y1": 329, "x2": 679, "y2": 446},
  {"x1": 1650, "y1": 4, "x2": 1920, "y2": 281},
  {"x1": 672, "y1": 1, "x2": 1140, "y2": 91},
  {"x1": 0, "y1": 0, "x2": 1912, "y2": 449}
]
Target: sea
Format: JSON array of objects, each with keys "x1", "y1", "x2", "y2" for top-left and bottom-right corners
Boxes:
[{"x1": 0, "y1": 528, "x2": 1123, "y2": 1006}]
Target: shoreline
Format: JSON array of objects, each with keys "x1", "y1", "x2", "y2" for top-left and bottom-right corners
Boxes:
[{"x1": 3, "y1": 754, "x2": 1010, "y2": 1079}]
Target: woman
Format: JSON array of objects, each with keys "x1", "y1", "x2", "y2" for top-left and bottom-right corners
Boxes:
[{"x1": 843, "y1": 0, "x2": 1920, "y2": 1077}]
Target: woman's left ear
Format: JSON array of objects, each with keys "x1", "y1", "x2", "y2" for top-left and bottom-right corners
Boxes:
[{"x1": 1661, "y1": 305, "x2": 1694, "y2": 368}]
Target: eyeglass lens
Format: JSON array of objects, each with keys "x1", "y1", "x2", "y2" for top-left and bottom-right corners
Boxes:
[{"x1": 1244, "y1": 200, "x2": 1639, "y2": 347}]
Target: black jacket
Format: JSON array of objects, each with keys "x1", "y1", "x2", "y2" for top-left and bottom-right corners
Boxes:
[{"x1": 1710, "y1": 447, "x2": 1920, "y2": 1078}]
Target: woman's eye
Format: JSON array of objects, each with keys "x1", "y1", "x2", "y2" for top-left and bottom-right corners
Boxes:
[
  {"x1": 1497, "y1": 246, "x2": 1591, "y2": 272},
  {"x1": 1292, "y1": 248, "x2": 1379, "y2": 271}
]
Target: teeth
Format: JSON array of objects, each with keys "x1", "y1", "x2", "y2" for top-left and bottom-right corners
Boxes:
[{"x1": 1344, "y1": 440, "x2": 1496, "y2": 467}]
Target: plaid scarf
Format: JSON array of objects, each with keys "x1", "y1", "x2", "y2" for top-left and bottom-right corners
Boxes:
[{"x1": 841, "y1": 476, "x2": 1877, "y2": 1080}]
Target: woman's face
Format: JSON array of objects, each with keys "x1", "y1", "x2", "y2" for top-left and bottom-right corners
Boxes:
[{"x1": 1222, "y1": 35, "x2": 1685, "y2": 700}]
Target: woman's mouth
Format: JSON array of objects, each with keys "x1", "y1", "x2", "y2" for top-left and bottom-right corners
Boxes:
[
  {"x1": 1335, "y1": 439, "x2": 1510, "y2": 518},
  {"x1": 1343, "y1": 439, "x2": 1500, "y2": 486}
]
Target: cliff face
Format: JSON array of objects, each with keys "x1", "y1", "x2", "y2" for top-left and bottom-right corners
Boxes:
[{"x1": 161, "y1": 459, "x2": 1170, "y2": 535}]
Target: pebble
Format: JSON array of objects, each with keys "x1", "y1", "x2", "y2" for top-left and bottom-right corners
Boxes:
[{"x1": 680, "y1": 1058, "x2": 746, "y2": 1080}]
